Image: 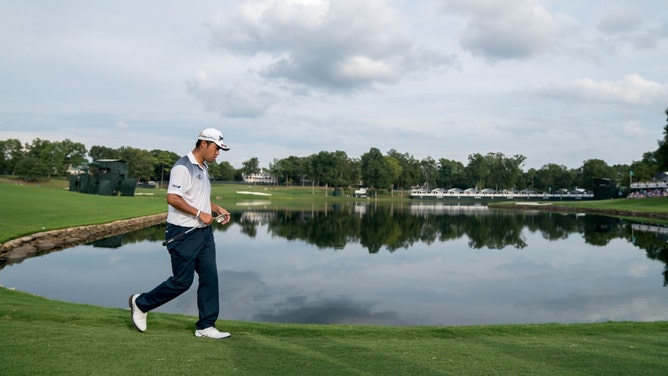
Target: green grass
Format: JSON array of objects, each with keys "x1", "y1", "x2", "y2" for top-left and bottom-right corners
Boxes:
[
  {"x1": 490, "y1": 197, "x2": 668, "y2": 224},
  {"x1": 540, "y1": 197, "x2": 668, "y2": 213},
  {"x1": 0, "y1": 180, "x2": 167, "y2": 243},
  {"x1": 0, "y1": 178, "x2": 376, "y2": 242},
  {"x1": 1, "y1": 287, "x2": 667, "y2": 375}
]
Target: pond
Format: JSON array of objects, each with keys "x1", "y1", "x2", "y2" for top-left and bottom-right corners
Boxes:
[{"x1": 1, "y1": 202, "x2": 667, "y2": 326}]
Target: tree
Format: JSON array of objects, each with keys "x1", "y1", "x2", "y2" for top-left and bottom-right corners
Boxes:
[
  {"x1": 25, "y1": 138, "x2": 87, "y2": 177},
  {"x1": 14, "y1": 156, "x2": 51, "y2": 181},
  {"x1": 89, "y1": 145, "x2": 120, "y2": 161},
  {"x1": 524, "y1": 168, "x2": 538, "y2": 190},
  {"x1": 506, "y1": 154, "x2": 527, "y2": 189},
  {"x1": 241, "y1": 157, "x2": 260, "y2": 176},
  {"x1": 0, "y1": 139, "x2": 24, "y2": 174},
  {"x1": 437, "y1": 158, "x2": 467, "y2": 189},
  {"x1": 270, "y1": 155, "x2": 307, "y2": 185},
  {"x1": 419, "y1": 157, "x2": 437, "y2": 189},
  {"x1": 206, "y1": 160, "x2": 238, "y2": 182},
  {"x1": 309, "y1": 151, "x2": 335, "y2": 186},
  {"x1": 465, "y1": 153, "x2": 490, "y2": 189},
  {"x1": 655, "y1": 107, "x2": 668, "y2": 170},
  {"x1": 25, "y1": 139, "x2": 56, "y2": 175},
  {"x1": 577, "y1": 159, "x2": 617, "y2": 190},
  {"x1": 385, "y1": 156, "x2": 403, "y2": 188},
  {"x1": 612, "y1": 163, "x2": 631, "y2": 187},
  {"x1": 386, "y1": 149, "x2": 421, "y2": 189},
  {"x1": 305, "y1": 151, "x2": 356, "y2": 187},
  {"x1": 59, "y1": 139, "x2": 88, "y2": 173},
  {"x1": 151, "y1": 149, "x2": 179, "y2": 185},
  {"x1": 217, "y1": 161, "x2": 238, "y2": 181},
  {"x1": 360, "y1": 147, "x2": 392, "y2": 189},
  {"x1": 333, "y1": 151, "x2": 356, "y2": 187},
  {"x1": 118, "y1": 146, "x2": 155, "y2": 181},
  {"x1": 628, "y1": 152, "x2": 658, "y2": 183},
  {"x1": 534, "y1": 163, "x2": 573, "y2": 192}
]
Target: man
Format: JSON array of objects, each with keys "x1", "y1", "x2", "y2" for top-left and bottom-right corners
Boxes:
[{"x1": 129, "y1": 128, "x2": 232, "y2": 339}]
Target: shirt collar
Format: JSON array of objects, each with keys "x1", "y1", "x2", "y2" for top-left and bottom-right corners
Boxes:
[{"x1": 187, "y1": 151, "x2": 207, "y2": 170}]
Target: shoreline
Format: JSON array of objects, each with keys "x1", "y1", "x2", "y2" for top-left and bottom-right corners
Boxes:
[
  {"x1": 497, "y1": 201, "x2": 668, "y2": 221},
  {"x1": 0, "y1": 213, "x2": 167, "y2": 268},
  {"x1": 2, "y1": 201, "x2": 666, "y2": 267}
]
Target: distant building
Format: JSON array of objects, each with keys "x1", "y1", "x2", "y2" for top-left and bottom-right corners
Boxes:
[{"x1": 242, "y1": 169, "x2": 277, "y2": 185}]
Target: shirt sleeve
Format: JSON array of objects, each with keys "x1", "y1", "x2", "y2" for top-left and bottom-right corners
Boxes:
[{"x1": 167, "y1": 163, "x2": 191, "y2": 197}]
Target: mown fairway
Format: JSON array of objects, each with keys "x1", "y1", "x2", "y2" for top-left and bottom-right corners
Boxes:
[
  {"x1": 536, "y1": 196, "x2": 668, "y2": 214},
  {"x1": 0, "y1": 178, "x2": 360, "y2": 242},
  {"x1": 0, "y1": 180, "x2": 166, "y2": 242},
  {"x1": 1, "y1": 288, "x2": 667, "y2": 376}
]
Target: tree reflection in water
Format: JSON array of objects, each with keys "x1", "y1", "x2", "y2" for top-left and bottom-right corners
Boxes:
[{"x1": 91, "y1": 202, "x2": 668, "y2": 286}]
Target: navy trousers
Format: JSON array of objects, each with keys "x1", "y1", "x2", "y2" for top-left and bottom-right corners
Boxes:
[{"x1": 136, "y1": 224, "x2": 219, "y2": 330}]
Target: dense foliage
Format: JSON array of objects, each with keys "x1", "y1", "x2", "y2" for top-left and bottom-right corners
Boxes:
[{"x1": 1, "y1": 108, "x2": 666, "y2": 191}]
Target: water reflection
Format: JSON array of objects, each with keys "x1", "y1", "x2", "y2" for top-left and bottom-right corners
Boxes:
[
  {"x1": 238, "y1": 203, "x2": 668, "y2": 286},
  {"x1": 1, "y1": 202, "x2": 667, "y2": 326}
]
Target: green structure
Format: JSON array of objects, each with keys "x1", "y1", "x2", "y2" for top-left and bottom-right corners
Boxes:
[
  {"x1": 592, "y1": 178, "x2": 624, "y2": 200},
  {"x1": 68, "y1": 159, "x2": 137, "y2": 196}
]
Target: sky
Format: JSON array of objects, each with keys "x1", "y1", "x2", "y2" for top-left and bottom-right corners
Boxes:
[{"x1": 1, "y1": 0, "x2": 667, "y2": 170}]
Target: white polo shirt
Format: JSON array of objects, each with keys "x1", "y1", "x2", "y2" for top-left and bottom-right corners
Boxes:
[{"x1": 166, "y1": 151, "x2": 211, "y2": 228}]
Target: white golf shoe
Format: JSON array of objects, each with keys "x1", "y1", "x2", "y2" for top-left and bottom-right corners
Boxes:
[
  {"x1": 195, "y1": 327, "x2": 231, "y2": 339},
  {"x1": 129, "y1": 294, "x2": 147, "y2": 332}
]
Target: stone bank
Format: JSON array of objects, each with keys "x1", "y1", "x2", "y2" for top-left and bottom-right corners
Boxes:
[{"x1": 0, "y1": 213, "x2": 167, "y2": 267}]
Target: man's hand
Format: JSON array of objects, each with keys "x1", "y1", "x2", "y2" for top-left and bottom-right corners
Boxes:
[{"x1": 212, "y1": 203, "x2": 231, "y2": 225}]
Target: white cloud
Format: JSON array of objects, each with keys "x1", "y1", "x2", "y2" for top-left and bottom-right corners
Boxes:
[
  {"x1": 538, "y1": 74, "x2": 667, "y2": 107},
  {"x1": 338, "y1": 56, "x2": 396, "y2": 82},
  {"x1": 441, "y1": 0, "x2": 578, "y2": 61},
  {"x1": 206, "y1": 0, "x2": 456, "y2": 91}
]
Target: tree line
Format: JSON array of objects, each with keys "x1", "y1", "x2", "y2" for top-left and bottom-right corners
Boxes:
[
  {"x1": 2, "y1": 108, "x2": 667, "y2": 192},
  {"x1": 116, "y1": 205, "x2": 668, "y2": 284}
]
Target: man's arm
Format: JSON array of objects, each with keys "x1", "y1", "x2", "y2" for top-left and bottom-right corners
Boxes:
[{"x1": 167, "y1": 193, "x2": 214, "y2": 225}]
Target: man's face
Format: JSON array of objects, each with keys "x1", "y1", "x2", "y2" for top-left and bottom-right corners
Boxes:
[{"x1": 204, "y1": 141, "x2": 222, "y2": 162}]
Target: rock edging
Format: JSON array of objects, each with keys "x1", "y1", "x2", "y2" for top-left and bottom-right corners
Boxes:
[{"x1": 0, "y1": 213, "x2": 167, "y2": 266}]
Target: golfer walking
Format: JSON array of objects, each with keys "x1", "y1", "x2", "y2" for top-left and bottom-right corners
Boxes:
[{"x1": 130, "y1": 128, "x2": 232, "y2": 339}]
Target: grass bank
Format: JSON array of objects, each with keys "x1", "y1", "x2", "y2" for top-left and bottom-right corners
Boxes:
[
  {"x1": 1, "y1": 287, "x2": 667, "y2": 375},
  {"x1": 523, "y1": 197, "x2": 668, "y2": 214},
  {"x1": 490, "y1": 197, "x2": 668, "y2": 223},
  {"x1": 0, "y1": 178, "x2": 373, "y2": 243},
  {"x1": 0, "y1": 180, "x2": 166, "y2": 243}
]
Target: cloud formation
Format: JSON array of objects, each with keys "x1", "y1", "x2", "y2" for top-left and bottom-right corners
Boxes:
[
  {"x1": 207, "y1": 0, "x2": 456, "y2": 92},
  {"x1": 539, "y1": 74, "x2": 667, "y2": 108},
  {"x1": 186, "y1": 70, "x2": 273, "y2": 118},
  {"x1": 441, "y1": 0, "x2": 577, "y2": 61},
  {"x1": 0, "y1": 0, "x2": 666, "y2": 169}
]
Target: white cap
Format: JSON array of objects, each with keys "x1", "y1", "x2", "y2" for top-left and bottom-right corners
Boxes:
[{"x1": 197, "y1": 128, "x2": 229, "y2": 151}]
